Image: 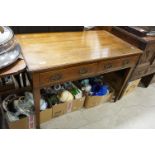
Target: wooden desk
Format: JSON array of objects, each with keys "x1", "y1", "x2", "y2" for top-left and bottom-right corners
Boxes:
[{"x1": 16, "y1": 30, "x2": 142, "y2": 128}]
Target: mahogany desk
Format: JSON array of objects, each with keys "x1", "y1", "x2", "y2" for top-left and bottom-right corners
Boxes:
[{"x1": 16, "y1": 30, "x2": 142, "y2": 128}]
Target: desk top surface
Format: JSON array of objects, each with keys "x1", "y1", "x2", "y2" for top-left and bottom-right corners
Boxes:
[{"x1": 16, "y1": 30, "x2": 142, "y2": 72}]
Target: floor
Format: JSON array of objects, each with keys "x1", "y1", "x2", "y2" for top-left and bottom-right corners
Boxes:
[{"x1": 41, "y1": 84, "x2": 155, "y2": 129}]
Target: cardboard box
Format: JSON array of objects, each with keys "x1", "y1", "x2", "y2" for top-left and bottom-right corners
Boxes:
[
  {"x1": 66, "y1": 97, "x2": 85, "y2": 113},
  {"x1": 84, "y1": 91, "x2": 114, "y2": 108},
  {"x1": 8, "y1": 115, "x2": 35, "y2": 129},
  {"x1": 66, "y1": 102, "x2": 73, "y2": 113},
  {"x1": 71, "y1": 97, "x2": 85, "y2": 112},
  {"x1": 123, "y1": 79, "x2": 141, "y2": 96},
  {"x1": 8, "y1": 107, "x2": 53, "y2": 128},
  {"x1": 40, "y1": 108, "x2": 53, "y2": 123},
  {"x1": 52, "y1": 103, "x2": 67, "y2": 118},
  {"x1": 52, "y1": 97, "x2": 85, "y2": 117}
]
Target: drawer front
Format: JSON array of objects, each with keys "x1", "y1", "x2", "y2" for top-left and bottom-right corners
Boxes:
[
  {"x1": 139, "y1": 44, "x2": 155, "y2": 65},
  {"x1": 148, "y1": 65, "x2": 155, "y2": 74},
  {"x1": 98, "y1": 56, "x2": 138, "y2": 73},
  {"x1": 130, "y1": 66, "x2": 149, "y2": 80},
  {"x1": 40, "y1": 63, "x2": 97, "y2": 87}
]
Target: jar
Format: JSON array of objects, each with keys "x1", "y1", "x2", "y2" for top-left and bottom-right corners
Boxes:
[{"x1": 0, "y1": 26, "x2": 21, "y2": 69}]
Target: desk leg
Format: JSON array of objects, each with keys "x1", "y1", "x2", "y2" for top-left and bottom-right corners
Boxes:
[
  {"x1": 33, "y1": 88, "x2": 40, "y2": 129},
  {"x1": 32, "y1": 73, "x2": 40, "y2": 129},
  {"x1": 141, "y1": 73, "x2": 154, "y2": 87}
]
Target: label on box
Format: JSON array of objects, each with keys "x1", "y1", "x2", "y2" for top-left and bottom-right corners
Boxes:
[
  {"x1": 66, "y1": 102, "x2": 73, "y2": 113},
  {"x1": 28, "y1": 115, "x2": 35, "y2": 129}
]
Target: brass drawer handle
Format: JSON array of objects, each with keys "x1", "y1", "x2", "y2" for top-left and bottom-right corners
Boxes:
[
  {"x1": 104, "y1": 63, "x2": 113, "y2": 70},
  {"x1": 122, "y1": 59, "x2": 130, "y2": 66},
  {"x1": 79, "y1": 68, "x2": 88, "y2": 75},
  {"x1": 50, "y1": 73, "x2": 62, "y2": 81}
]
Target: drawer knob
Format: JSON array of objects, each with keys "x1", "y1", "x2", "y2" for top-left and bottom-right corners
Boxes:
[
  {"x1": 50, "y1": 73, "x2": 62, "y2": 81},
  {"x1": 104, "y1": 63, "x2": 113, "y2": 70},
  {"x1": 122, "y1": 59, "x2": 130, "y2": 66},
  {"x1": 79, "y1": 68, "x2": 88, "y2": 75}
]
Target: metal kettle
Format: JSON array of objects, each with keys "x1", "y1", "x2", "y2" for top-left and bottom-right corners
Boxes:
[{"x1": 0, "y1": 26, "x2": 21, "y2": 69}]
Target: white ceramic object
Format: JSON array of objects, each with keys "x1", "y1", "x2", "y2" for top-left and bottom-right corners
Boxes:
[
  {"x1": 40, "y1": 99, "x2": 48, "y2": 111},
  {"x1": 82, "y1": 84, "x2": 92, "y2": 93},
  {"x1": 74, "y1": 89, "x2": 83, "y2": 99}
]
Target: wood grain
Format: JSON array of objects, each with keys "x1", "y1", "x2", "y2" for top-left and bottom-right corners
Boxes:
[
  {"x1": 16, "y1": 30, "x2": 142, "y2": 72},
  {"x1": 40, "y1": 63, "x2": 98, "y2": 87}
]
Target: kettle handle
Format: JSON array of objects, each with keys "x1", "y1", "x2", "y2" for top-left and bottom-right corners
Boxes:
[{"x1": 0, "y1": 26, "x2": 4, "y2": 33}]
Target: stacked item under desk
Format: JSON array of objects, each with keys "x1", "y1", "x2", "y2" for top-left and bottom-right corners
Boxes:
[
  {"x1": 2, "y1": 75, "x2": 114, "y2": 129},
  {"x1": 0, "y1": 56, "x2": 31, "y2": 129}
]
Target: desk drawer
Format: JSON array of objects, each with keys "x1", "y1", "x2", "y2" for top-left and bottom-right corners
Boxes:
[
  {"x1": 130, "y1": 65, "x2": 149, "y2": 80},
  {"x1": 147, "y1": 65, "x2": 155, "y2": 74},
  {"x1": 98, "y1": 56, "x2": 138, "y2": 73},
  {"x1": 40, "y1": 63, "x2": 97, "y2": 87}
]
